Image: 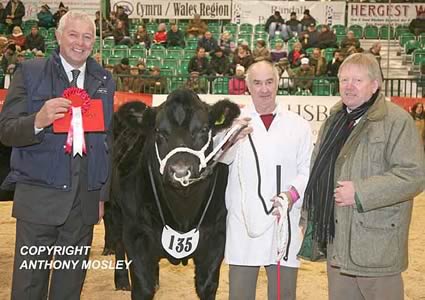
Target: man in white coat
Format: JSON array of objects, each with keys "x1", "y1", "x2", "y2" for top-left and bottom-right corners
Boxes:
[{"x1": 222, "y1": 60, "x2": 313, "y2": 300}]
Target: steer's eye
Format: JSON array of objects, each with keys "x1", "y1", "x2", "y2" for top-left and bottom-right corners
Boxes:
[{"x1": 155, "y1": 128, "x2": 168, "y2": 142}]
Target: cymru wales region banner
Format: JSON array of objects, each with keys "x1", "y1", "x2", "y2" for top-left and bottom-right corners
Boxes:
[{"x1": 111, "y1": 0, "x2": 232, "y2": 19}]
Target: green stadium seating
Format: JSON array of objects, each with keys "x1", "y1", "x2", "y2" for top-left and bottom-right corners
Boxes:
[
  {"x1": 412, "y1": 49, "x2": 425, "y2": 65},
  {"x1": 395, "y1": 25, "x2": 410, "y2": 38},
  {"x1": 163, "y1": 57, "x2": 180, "y2": 73},
  {"x1": 240, "y1": 24, "x2": 253, "y2": 34},
  {"x1": 145, "y1": 56, "x2": 162, "y2": 69},
  {"x1": 332, "y1": 24, "x2": 346, "y2": 35},
  {"x1": 379, "y1": 25, "x2": 395, "y2": 40},
  {"x1": 179, "y1": 58, "x2": 191, "y2": 75},
  {"x1": 399, "y1": 33, "x2": 416, "y2": 47},
  {"x1": 107, "y1": 55, "x2": 122, "y2": 65},
  {"x1": 313, "y1": 79, "x2": 332, "y2": 96},
  {"x1": 213, "y1": 77, "x2": 229, "y2": 94},
  {"x1": 167, "y1": 46, "x2": 184, "y2": 59},
  {"x1": 103, "y1": 36, "x2": 115, "y2": 47},
  {"x1": 363, "y1": 25, "x2": 379, "y2": 39},
  {"x1": 404, "y1": 40, "x2": 421, "y2": 55},
  {"x1": 150, "y1": 47, "x2": 166, "y2": 59},
  {"x1": 130, "y1": 45, "x2": 147, "y2": 58},
  {"x1": 128, "y1": 55, "x2": 140, "y2": 66},
  {"x1": 224, "y1": 24, "x2": 238, "y2": 35},
  {"x1": 113, "y1": 45, "x2": 129, "y2": 58}
]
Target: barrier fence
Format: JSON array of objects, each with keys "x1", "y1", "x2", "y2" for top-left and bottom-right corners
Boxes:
[{"x1": 111, "y1": 74, "x2": 425, "y2": 98}]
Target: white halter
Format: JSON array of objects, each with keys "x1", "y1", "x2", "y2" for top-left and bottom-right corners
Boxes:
[{"x1": 155, "y1": 125, "x2": 244, "y2": 187}]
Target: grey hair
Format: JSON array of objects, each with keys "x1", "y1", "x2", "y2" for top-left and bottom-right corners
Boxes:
[
  {"x1": 56, "y1": 11, "x2": 96, "y2": 36},
  {"x1": 338, "y1": 53, "x2": 383, "y2": 88},
  {"x1": 245, "y1": 60, "x2": 280, "y2": 91}
]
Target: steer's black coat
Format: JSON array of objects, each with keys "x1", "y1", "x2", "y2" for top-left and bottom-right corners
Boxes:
[{"x1": 109, "y1": 89, "x2": 240, "y2": 299}]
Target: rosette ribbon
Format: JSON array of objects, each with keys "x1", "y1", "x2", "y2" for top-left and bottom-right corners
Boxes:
[{"x1": 63, "y1": 87, "x2": 91, "y2": 157}]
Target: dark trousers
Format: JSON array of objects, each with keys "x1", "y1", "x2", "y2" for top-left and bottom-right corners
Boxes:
[
  {"x1": 327, "y1": 263, "x2": 404, "y2": 300},
  {"x1": 11, "y1": 195, "x2": 94, "y2": 300}
]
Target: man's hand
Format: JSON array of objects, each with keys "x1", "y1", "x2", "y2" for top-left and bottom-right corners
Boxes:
[
  {"x1": 34, "y1": 98, "x2": 71, "y2": 129},
  {"x1": 231, "y1": 117, "x2": 253, "y2": 143},
  {"x1": 334, "y1": 181, "x2": 355, "y2": 207},
  {"x1": 271, "y1": 192, "x2": 293, "y2": 218},
  {"x1": 98, "y1": 201, "x2": 105, "y2": 224}
]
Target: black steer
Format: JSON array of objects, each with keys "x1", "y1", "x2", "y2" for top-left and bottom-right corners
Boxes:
[{"x1": 110, "y1": 89, "x2": 240, "y2": 299}]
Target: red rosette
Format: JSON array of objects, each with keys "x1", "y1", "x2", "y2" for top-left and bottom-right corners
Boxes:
[
  {"x1": 63, "y1": 87, "x2": 91, "y2": 113},
  {"x1": 62, "y1": 87, "x2": 91, "y2": 155}
]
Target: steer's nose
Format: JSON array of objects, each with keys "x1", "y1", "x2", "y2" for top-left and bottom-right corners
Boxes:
[{"x1": 170, "y1": 164, "x2": 191, "y2": 179}]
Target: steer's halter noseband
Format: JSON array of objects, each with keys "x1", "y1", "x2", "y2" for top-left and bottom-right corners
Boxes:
[{"x1": 154, "y1": 125, "x2": 245, "y2": 187}]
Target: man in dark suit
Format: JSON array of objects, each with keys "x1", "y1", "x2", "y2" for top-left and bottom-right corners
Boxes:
[{"x1": 0, "y1": 11, "x2": 114, "y2": 299}]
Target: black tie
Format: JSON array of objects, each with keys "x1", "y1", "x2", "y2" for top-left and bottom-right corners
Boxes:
[{"x1": 70, "y1": 69, "x2": 80, "y2": 87}]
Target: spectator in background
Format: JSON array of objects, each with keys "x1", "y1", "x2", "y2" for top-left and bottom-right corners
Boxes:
[
  {"x1": 219, "y1": 31, "x2": 236, "y2": 56},
  {"x1": 232, "y1": 44, "x2": 254, "y2": 74},
  {"x1": 4, "y1": 0, "x2": 24, "y2": 34},
  {"x1": 16, "y1": 50, "x2": 24, "y2": 64},
  {"x1": 270, "y1": 39, "x2": 287, "y2": 63},
  {"x1": 102, "y1": 11, "x2": 117, "y2": 37},
  {"x1": 253, "y1": 39, "x2": 271, "y2": 61},
  {"x1": 1, "y1": 43, "x2": 17, "y2": 73},
  {"x1": 113, "y1": 57, "x2": 130, "y2": 75},
  {"x1": 265, "y1": 11, "x2": 290, "y2": 41},
  {"x1": 288, "y1": 41, "x2": 306, "y2": 68},
  {"x1": 286, "y1": 12, "x2": 302, "y2": 38},
  {"x1": 0, "y1": 35, "x2": 9, "y2": 53},
  {"x1": 145, "y1": 66, "x2": 167, "y2": 93},
  {"x1": 369, "y1": 42, "x2": 384, "y2": 80},
  {"x1": 184, "y1": 71, "x2": 208, "y2": 94},
  {"x1": 317, "y1": 25, "x2": 337, "y2": 49},
  {"x1": 116, "y1": 5, "x2": 129, "y2": 32},
  {"x1": 153, "y1": 23, "x2": 167, "y2": 46},
  {"x1": 94, "y1": 11, "x2": 108, "y2": 37},
  {"x1": 410, "y1": 102, "x2": 425, "y2": 146},
  {"x1": 24, "y1": 25, "x2": 45, "y2": 53},
  {"x1": 0, "y1": 3, "x2": 6, "y2": 34},
  {"x1": 340, "y1": 31, "x2": 361, "y2": 51},
  {"x1": 137, "y1": 61, "x2": 148, "y2": 75},
  {"x1": 37, "y1": 4, "x2": 54, "y2": 29},
  {"x1": 127, "y1": 66, "x2": 143, "y2": 93},
  {"x1": 53, "y1": 3, "x2": 68, "y2": 27},
  {"x1": 133, "y1": 24, "x2": 151, "y2": 48},
  {"x1": 299, "y1": 23, "x2": 319, "y2": 49},
  {"x1": 292, "y1": 57, "x2": 314, "y2": 93},
  {"x1": 167, "y1": 23, "x2": 185, "y2": 48},
  {"x1": 186, "y1": 14, "x2": 207, "y2": 38},
  {"x1": 409, "y1": 9, "x2": 425, "y2": 36},
  {"x1": 310, "y1": 48, "x2": 327, "y2": 76},
  {"x1": 188, "y1": 47, "x2": 210, "y2": 75},
  {"x1": 8, "y1": 25, "x2": 25, "y2": 49},
  {"x1": 229, "y1": 64, "x2": 248, "y2": 95},
  {"x1": 113, "y1": 20, "x2": 132, "y2": 46},
  {"x1": 327, "y1": 49, "x2": 344, "y2": 77},
  {"x1": 35, "y1": 50, "x2": 44, "y2": 58},
  {"x1": 210, "y1": 47, "x2": 231, "y2": 76},
  {"x1": 198, "y1": 31, "x2": 218, "y2": 55},
  {"x1": 300, "y1": 9, "x2": 316, "y2": 31}
]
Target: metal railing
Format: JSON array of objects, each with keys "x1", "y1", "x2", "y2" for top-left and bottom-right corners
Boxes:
[{"x1": 112, "y1": 74, "x2": 425, "y2": 98}]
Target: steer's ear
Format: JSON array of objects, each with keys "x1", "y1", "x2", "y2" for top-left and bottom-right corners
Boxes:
[{"x1": 209, "y1": 99, "x2": 240, "y2": 133}]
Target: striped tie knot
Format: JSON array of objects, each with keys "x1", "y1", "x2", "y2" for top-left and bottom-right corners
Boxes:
[{"x1": 70, "y1": 69, "x2": 80, "y2": 87}]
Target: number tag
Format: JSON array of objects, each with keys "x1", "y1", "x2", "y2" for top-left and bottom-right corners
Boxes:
[{"x1": 161, "y1": 226, "x2": 200, "y2": 259}]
